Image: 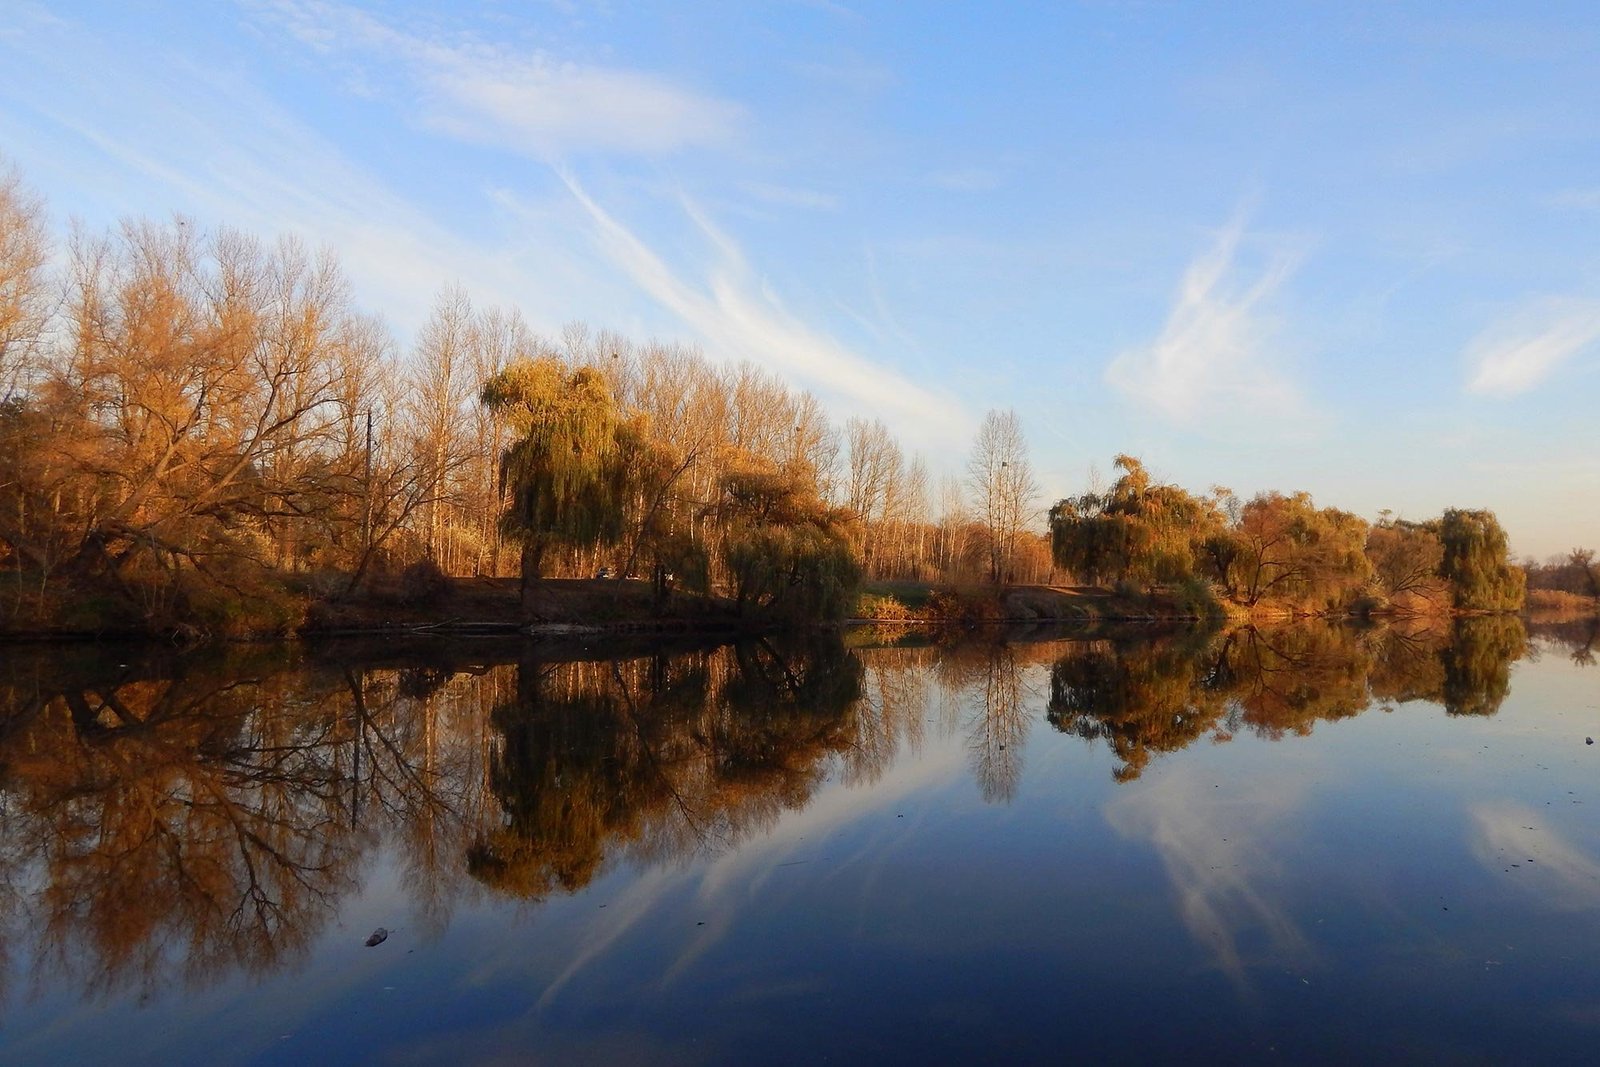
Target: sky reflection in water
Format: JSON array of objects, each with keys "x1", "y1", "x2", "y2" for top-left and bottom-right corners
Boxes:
[{"x1": 0, "y1": 617, "x2": 1596, "y2": 1065}]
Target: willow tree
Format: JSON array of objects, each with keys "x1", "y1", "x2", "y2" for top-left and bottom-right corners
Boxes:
[
  {"x1": 1438, "y1": 508, "x2": 1525, "y2": 612},
  {"x1": 1050, "y1": 455, "x2": 1222, "y2": 589},
  {"x1": 715, "y1": 456, "x2": 861, "y2": 621},
  {"x1": 481, "y1": 358, "x2": 623, "y2": 605}
]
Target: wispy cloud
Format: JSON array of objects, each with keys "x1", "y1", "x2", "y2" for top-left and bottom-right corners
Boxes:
[
  {"x1": 835, "y1": 245, "x2": 919, "y2": 352},
  {"x1": 1104, "y1": 215, "x2": 1308, "y2": 426},
  {"x1": 535, "y1": 170, "x2": 969, "y2": 439},
  {"x1": 1464, "y1": 297, "x2": 1600, "y2": 396},
  {"x1": 0, "y1": 8, "x2": 635, "y2": 339},
  {"x1": 256, "y1": 0, "x2": 742, "y2": 156}
]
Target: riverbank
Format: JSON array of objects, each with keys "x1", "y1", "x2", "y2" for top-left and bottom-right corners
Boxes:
[
  {"x1": 4, "y1": 572, "x2": 1588, "y2": 643},
  {"x1": 304, "y1": 575, "x2": 753, "y2": 637},
  {"x1": 851, "y1": 580, "x2": 1598, "y2": 628},
  {"x1": 0, "y1": 574, "x2": 757, "y2": 642},
  {"x1": 851, "y1": 580, "x2": 1226, "y2": 625}
]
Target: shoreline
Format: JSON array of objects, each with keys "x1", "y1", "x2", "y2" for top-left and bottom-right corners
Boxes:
[{"x1": 2, "y1": 575, "x2": 1590, "y2": 646}]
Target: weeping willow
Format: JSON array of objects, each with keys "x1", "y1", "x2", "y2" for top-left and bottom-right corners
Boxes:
[{"x1": 481, "y1": 358, "x2": 624, "y2": 593}]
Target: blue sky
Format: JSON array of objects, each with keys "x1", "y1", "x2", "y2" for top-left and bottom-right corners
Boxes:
[{"x1": 3, "y1": 1, "x2": 1598, "y2": 557}]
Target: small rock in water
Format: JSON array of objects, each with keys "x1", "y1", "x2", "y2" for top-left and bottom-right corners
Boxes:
[
  {"x1": 365, "y1": 928, "x2": 389, "y2": 947},
  {"x1": 1587, "y1": 737, "x2": 1594, "y2": 745}
]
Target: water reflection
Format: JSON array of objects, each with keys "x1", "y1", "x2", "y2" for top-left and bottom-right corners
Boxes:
[
  {"x1": 0, "y1": 646, "x2": 484, "y2": 1003},
  {"x1": 0, "y1": 614, "x2": 1583, "y2": 1016},
  {"x1": 1527, "y1": 613, "x2": 1599, "y2": 666},
  {"x1": 1049, "y1": 616, "x2": 1536, "y2": 781},
  {"x1": 467, "y1": 635, "x2": 868, "y2": 899}
]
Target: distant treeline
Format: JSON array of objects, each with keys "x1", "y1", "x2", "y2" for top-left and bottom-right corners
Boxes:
[
  {"x1": 1522, "y1": 550, "x2": 1600, "y2": 605},
  {"x1": 1050, "y1": 454, "x2": 1534, "y2": 616}
]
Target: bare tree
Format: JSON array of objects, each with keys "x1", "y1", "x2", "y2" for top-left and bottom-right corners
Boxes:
[
  {"x1": 965, "y1": 409, "x2": 1039, "y2": 584},
  {"x1": 0, "y1": 159, "x2": 50, "y2": 398},
  {"x1": 408, "y1": 286, "x2": 476, "y2": 567}
]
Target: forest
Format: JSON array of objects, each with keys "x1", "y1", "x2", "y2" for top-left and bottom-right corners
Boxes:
[{"x1": 0, "y1": 158, "x2": 1589, "y2": 636}]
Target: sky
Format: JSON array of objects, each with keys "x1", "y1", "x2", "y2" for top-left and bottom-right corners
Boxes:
[{"x1": 2, "y1": 0, "x2": 1598, "y2": 559}]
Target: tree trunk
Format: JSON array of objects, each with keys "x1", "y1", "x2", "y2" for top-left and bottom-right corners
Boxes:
[{"x1": 520, "y1": 541, "x2": 545, "y2": 615}]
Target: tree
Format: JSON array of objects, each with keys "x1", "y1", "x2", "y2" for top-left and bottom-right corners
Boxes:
[
  {"x1": 464, "y1": 305, "x2": 534, "y2": 575},
  {"x1": 966, "y1": 409, "x2": 1039, "y2": 583},
  {"x1": 1560, "y1": 548, "x2": 1599, "y2": 598},
  {"x1": 409, "y1": 286, "x2": 477, "y2": 567},
  {"x1": 1365, "y1": 519, "x2": 1446, "y2": 609},
  {"x1": 481, "y1": 358, "x2": 624, "y2": 607},
  {"x1": 1225, "y1": 493, "x2": 1370, "y2": 610},
  {"x1": 1050, "y1": 455, "x2": 1222, "y2": 589},
  {"x1": 843, "y1": 416, "x2": 900, "y2": 568},
  {"x1": 1438, "y1": 508, "x2": 1525, "y2": 612},
  {"x1": 37, "y1": 222, "x2": 353, "y2": 619},
  {"x1": 715, "y1": 455, "x2": 860, "y2": 621},
  {"x1": 0, "y1": 159, "x2": 50, "y2": 398}
]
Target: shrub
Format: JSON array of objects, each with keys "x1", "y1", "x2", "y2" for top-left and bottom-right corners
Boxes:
[
  {"x1": 399, "y1": 558, "x2": 449, "y2": 606},
  {"x1": 856, "y1": 593, "x2": 914, "y2": 621},
  {"x1": 1173, "y1": 576, "x2": 1224, "y2": 618}
]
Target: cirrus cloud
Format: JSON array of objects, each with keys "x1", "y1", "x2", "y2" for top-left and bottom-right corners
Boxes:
[
  {"x1": 1105, "y1": 216, "x2": 1310, "y2": 428},
  {"x1": 254, "y1": 0, "x2": 743, "y2": 157},
  {"x1": 1464, "y1": 296, "x2": 1600, "y2": 397}
]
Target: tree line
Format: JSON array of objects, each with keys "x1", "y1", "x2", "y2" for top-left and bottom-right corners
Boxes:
[
  {"x1": 0, "y1": 157, "x2": 1579, "y2": 632},
  {"x1": 0, "y1": 159, "x2": 1047, "y2": 631},
  {"x1": 1050, "y1": 454, "x2": 1529, "y2": 615}
]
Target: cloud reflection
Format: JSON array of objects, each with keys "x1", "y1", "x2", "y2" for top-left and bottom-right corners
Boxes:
[
  {"x1": 1105, "y1": 766, "x2": 1314, "y2": 999},
  {"x1": 1469, "y1": 802, "x2": 1600, "y2": 910}
]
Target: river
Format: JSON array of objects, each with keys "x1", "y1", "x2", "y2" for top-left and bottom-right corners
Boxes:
[{"x1": 0, "y1": 617, "x2": 1595, "y2": 1064}]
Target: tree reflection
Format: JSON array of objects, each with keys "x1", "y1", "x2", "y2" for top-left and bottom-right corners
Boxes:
[
  {"x1": 1224, "y1": 624, "x2": 1373, "y2": 737},
  {"x1": 466, "y1": 633, "x2": 865, "y2": 899},
  {"x1": 0, "y1": 646, "x2": 480, "y2": 1003},
  {"x1": 1047, "y1": 629, "x2": 1230, "y2": 782},
  {"x1": 1049, "y1": 617, "x2": 1528, "y2": 779},
  {"x1": 1525, "y1": 614, "x2": 1598, "y2": 667},
  {"x1": 1439, "y1": 615, "x2": 1526, "y2": 716},
  {"x1": 0, "y1": 616, "x2": 1545, "y2": 1007}
]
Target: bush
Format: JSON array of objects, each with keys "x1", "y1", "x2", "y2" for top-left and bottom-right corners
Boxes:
[
  {"x1": 856, "y1": 593, "x2": 914, "y2": 621},
  {"x1": 924, "y1": 588, "x2": 1005, "y2": 622},
  {"x1": 399, "y1": 558, "x2": 449, "y2": 606},
  {"x1": 1172, "y1": 576, "x2": 1223, "y2": 618}
]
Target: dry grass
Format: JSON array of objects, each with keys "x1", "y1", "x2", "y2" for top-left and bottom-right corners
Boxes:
[{"x1": 1526, "y1": 589, "x2": 1599, "y2": 617}]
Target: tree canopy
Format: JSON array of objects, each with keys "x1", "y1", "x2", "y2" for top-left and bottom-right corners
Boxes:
[{"x1": 1050, "y1": 456, "x2": 1525, "y2": 616}]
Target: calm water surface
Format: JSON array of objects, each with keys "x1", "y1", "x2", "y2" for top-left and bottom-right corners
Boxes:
[{"x1": 0, "y1": 618, "x2": 1596, "y2": 1065}]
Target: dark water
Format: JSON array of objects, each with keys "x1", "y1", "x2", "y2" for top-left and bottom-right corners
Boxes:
[{"x1": 0, "y1": 617, "x2": 1596, "y2": 1065}]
